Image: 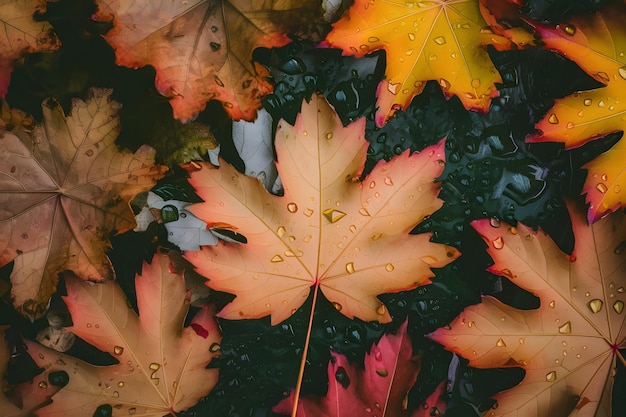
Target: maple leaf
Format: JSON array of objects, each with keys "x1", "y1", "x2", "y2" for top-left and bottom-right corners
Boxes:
[
  {"x1": 522, "y1": 5, "x2": 626, "y2": 222},
  {"x1": 430, "y1": 203, "x2": 626, "y2": 417},
  {"x1": 324, "y1": 0, "x2": 512, "y2": 125},
  {"x1": 0, "y1": 88, "x2": 167, "y2": 318},
  {"x1": 0, "y1": 0, "x2": 60, "y2": 98},
  {"x1": 185, "y1": 93, "x2": 459, "y2": 325},
  {"x1": 94, "y1": 0, "x2": 323, "y2": 121},
  {"x1": 273, "y1": 321, "x2": 420, "y2": 417},
  {"x1": 14, "y1": 253, "x2": 221, "y2": 416}
]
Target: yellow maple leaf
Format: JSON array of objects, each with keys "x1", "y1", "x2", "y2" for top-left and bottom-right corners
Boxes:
[
  {"x1": 527, "y1": 5, "x2": 626, "y2": 222},
  {"x1": 185, "y1": 93, "x2": 459, "y2": 325},
  {"x1": 325, "y1": 0, "x2": 510, "y2": 125}
]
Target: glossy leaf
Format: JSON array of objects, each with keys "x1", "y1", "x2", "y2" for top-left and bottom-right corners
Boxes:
[
  {"x1": 526, "y1": 5, "x2": 626, "y2": 222},
  {"x1": 274, "y1": 322, "x2": 420, "y2": 417},
  {"x1": 0, "y1": 88, "x2": 167, "y2": 318},
  {"x1": 430, "y1": 203, "x2": 626, "y2": 417},
  {"x1": 0, "y1": 0, "x2": 60, "y2": 97},
  {"x1": 325, "y1": 0, "x2": 511, "y2": 125},
  {"x1": 94, "y1": 0, "x2": 323, "y2": 121},
  {"x1": 185, "y1": 93, "x2": 459, "y2": 325},
  {"x1": 21, "y1": 253, "x2": 221, "y2": 416}
]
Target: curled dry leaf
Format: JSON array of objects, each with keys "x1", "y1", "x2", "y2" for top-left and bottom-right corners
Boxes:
[
  {"x1": 0, "y1": 0, "x2": 60, "y2": 97},
  {"x1": 0, "y1": 88, "x2": 167, "y2": 318},
  {"x1": 17, "y1": 253, "x2": 221, "y2": 416},
  {"x1": 274, "y1": 321, "x2": 420, "y2": 417},
  {"x1": 430, "y1": 203, "x2": 626, "y2": 417},
  {"x1": 185, "y1": 93, "x2": 459, "y2": 325},
  {"x1": 325, "y1": 0, "x2": 511, "y2": 125},
  {"x1": 94, "y1": 0, "x2": 323, "y2": 121}
]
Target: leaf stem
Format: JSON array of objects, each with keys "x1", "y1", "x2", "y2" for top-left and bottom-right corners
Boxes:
[{"x1": 291, "y1": 283, "x2": 320, "y2": 417}]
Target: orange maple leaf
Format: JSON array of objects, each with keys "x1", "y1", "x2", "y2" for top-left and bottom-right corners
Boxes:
[
  {"x1": 6, "y1": 253, "x2": 221, "y2": 416},
  {"x1": 0, "y1": 0, "x2": 60, "y2": 97},
  {"x1": 0, "y1": 88, "x2": 167, "y2": 318},
  {"x1": 94, "y1": 0, "x2": 323, "y2": 121},
  {"x1": 430, "y1": 203, "x2": 626, "y2": 417},
  {"x1": 184, "y1": 93, "x2": 459, "y2": 325},
  {"x1": 521, "y1": 5, "x2": 626, "y2": 222},
  {"x1": 325, "y1": 0, "x2": 511, "y2": 125}
]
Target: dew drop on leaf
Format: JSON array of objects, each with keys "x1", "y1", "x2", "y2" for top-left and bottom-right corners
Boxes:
[
  {"x1": 545, "y1": 371, "x2": 557, "y2": 382},
  {"x1": 346, "y1": 262, "x2": 355, "y2": 274},
  {"x1": 613, "y1": 301, "x2": 624, "y2": 314},
  {"x1": 335, "y1": 366, "x2": 351, "y2": 388},
  {"x1": 38, "y1": 381, "x2": 48, "y2": 389},
  {"x1": 492, "y1": 237, "x2": 504, "y2": 249},
  {"x1": 588, "y1": 299, "x2": 603, "y2": 313},
  {"x1": 48, "y1": 370, "x2": 69, "y2": 387},
  {"x1": 376, "y1": 368, "x2": 389, "y2": 377},
  {"x1": 558, "y1": 322, "x2": 572, "y2": 334},
  {"x1": 287, "y1": 203, "x2": 298, "y2": 213}
]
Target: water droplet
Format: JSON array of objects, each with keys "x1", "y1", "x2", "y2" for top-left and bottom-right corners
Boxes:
[
  {"x1": 373, "y1": 346, "x2": 382, "y2": 361},
  {"x1": 368, "y1": 36, "x2": 380, "y2": 43},
  {"x1": 584, "y1": 98, "x2": 592, "y2": 106},
  {"x1": 323, "y1": 209, "x2": 346, "y2": 223},
  {"x1": 471, "y1": 78, "x2": 481, "y2": 89},
  {"x1": 563, "y1": 24, "x2": 576, "y2": 35},
  {"x1": 613, "y1": 300, "x2": 624, "y2": 314},
  {"x1": 387, "y1": 82, "x2": 400, "y2": 94},
  {"x1": 370, "y1": 180, "x2": 376, "y2": 188},
  {"x1": 492, "y1": 237, "x2": 504, "y2": 249},
  {"x1": 376, "y1": 368, "x2": 389, "y2": 377},
  {"x1": 49, "y1": 370, "x2": 69, "y2": 387},
  {"x1": 303, "y1": 235, "x2": 312, "y2": 243},
  {"x1": 601, "y1": 174, "x2": 608, "y2": 181},
  {"x1": 85, "y1": 149, "x2": 94, "y2": 157},
  {"x1": 287, "y1": 203, "x2": 298, "y2": 213},
  {"x1": 588, "y1": 299, "x2": 603, "y2": 313},
  {"x1": 377, "y1": 304, "x2": 386, "y2": 315},
  {"x1": 149, "y1": 363, "x2": 160, "y2": 371},
  {"x1": 569, "y1": 254, "x2": 577, "y2": 262},
  {"x1": 346, "y1": 262, "x2": 355, "y2": 274},
  {"x1": 303, "y1": 208, "x2": 314, "y2": 217},
  {"x1": 333, "y1": 302, "x2": 342, "y2": 311},
  {"x1": 546, "y1": 371, "x2": 557, "y2": 382},
  {"x1": 439, "y1": 78, "x2": 451, "y2": 91},
  {"x1": 558, "y1": 322, "x2": 572, "y2": 334},
  {"x1": 489, "y1": 217, "x2": 500, "y2": 228},
  {"x1": 335, "y1": 366, "x2": 350, "y2": 388},
  {"x1": 598, "y1": 100, "x2": 606, "y2": 107},
  {"x1": 210, "y1": 42, "x2": 221, "y2": 51},
  {"x1": 87, "y1": 323, "x2": 92, "y2": 328},
  {"x1": 405, "y1": 48, "x2": 414, "y2": 56},
  {"x1": 349, "y1": 224, "x2": 357, "y2": 233},
  {"x1": 385, "y1": 263, "x2": 394, "y2": 272},
  {"x1": 326, "y1": 132, "x2": 333, "y2": 140},
  {"x1": 548, "y1": 114, "x2": 559, "y2": 124},
  {"x1": 265, "y1": 302, "x2": 271, "y2": 308},
  {"x1": 566, "y1": 122, "x2": 575, "y2": 129},
  {"x1": 433, "y1": 36, "x2": 446, "y2": 45},
  {"x1": 596, "y1": 183, "x2": 608, "y2": 194},
  {"x1": 450, "y1": 52, "x2": 457, "y2": 59},
  {"x1": 619, "y1": 66, "x2": 626, "y2": 80},
  {"x1": 112, "y1": 391, "x2": 119, "y2": 398},
  {"x1": 210, "y1": 343, "x2": 221, "y2": 352},
  {"x1": 420, "y1": 255, "x2": 439, "y2": 265},
  {"x1": 118, "y1": 381, "x2": 124, "y2": 387},
  {"x1": 38, "y1": 381, "x2": 48, "y2": 389},
  {"x1": 271, "y1": 255, "x2": 283, "y2": 263},
  {"x1": 496, "y1": 338, "x2": 506, "y2": 347},
  {"x1": 408, "y1": 33, "x2": 415, "y2": 41},
  {"x1": 277, "y1": 226, "x2": 286, "y2": 237},
  {"x1": 618, "y1": 287, "x2": 625, "y2": 293},
  {"x1": 359, "y1": 208, "x2": 371, "y2": 216},
  {"x1": 549, "y1": 300, "x2": 556, "y2": 308},
  {"x1": 597, "y1": 72, "x2": 610, "y2": 83}
]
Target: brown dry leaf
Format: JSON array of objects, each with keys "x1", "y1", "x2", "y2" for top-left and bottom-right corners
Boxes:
[
  {"x1": 0, "y1": 88, "x2": 167, "y2": 318},
  {"x1": 94, "y1": 0, "x2": 323, "y2": 121},
  {"x1": 0, "y1": 0, "x2": 60, "y2": 97},
  {"x1": 430, "y1": 203, "x2": 626, "y2": 417},
  {"x1": 185, "y1": 93, "x2": 459, "y2": 325},
  {"x1": 15, "y1": 253, "x2": 221, "y2": 416}
]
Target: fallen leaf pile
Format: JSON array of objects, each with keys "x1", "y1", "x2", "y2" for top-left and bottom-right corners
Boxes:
[{"x1": 0, "y1": 0, "x2": 625, "y2": 416}]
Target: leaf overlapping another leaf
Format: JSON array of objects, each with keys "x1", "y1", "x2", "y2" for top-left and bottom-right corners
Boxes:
[
  {"x1": 94, "y1": 0, "x2": 324, "y2": 121},
  {"x1": 0, "y1": 88, "x2": 167, "y2": 318},
  {"x1": 185, "y1": 93, "x2": 459, "y2": 325}
]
